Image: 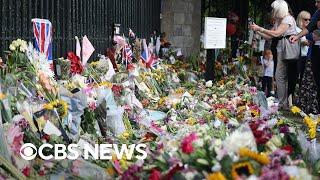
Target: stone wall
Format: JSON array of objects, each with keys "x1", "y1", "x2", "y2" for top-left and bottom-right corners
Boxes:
[{"x1": 161, "y1": 0, "x2": 201, "y2": 57}]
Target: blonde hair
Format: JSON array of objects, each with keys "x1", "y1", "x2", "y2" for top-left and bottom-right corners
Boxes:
[
  {"x1": 296, "y1": 11, "x2": 311, "y2": 28},
  {"x1": 271, "y1": 0, "x2": 289, "y2": 19}
]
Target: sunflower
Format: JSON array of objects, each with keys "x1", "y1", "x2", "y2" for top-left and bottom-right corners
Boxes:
[
  {"x1": 44, "y1": 100, "x2": 68, "y2": 118},
  {"x1": 206, "y1": 172, "x2": 226, "y2": 180},
  {"x1": 231, "y1": 162, "x2": 254, "y2": 179},
  {"x1": 239, "y1": 147, "x2": 270, "y2": 165}
]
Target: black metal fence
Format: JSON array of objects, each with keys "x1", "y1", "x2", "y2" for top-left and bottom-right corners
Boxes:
[{"x1": 0, "y1": 0, "x2": 161, "y2": 59}]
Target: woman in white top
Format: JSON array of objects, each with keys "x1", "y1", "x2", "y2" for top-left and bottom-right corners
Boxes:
[
  {"x1": 296, "y1": 11, "x2": 311, "y2": 84},
  {"x1": 250, "y1": 0, "x2": 299, "y2": 110}
]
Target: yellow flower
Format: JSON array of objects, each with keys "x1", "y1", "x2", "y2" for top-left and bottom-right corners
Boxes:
[
  {"x1": 44, "y1": 100, "x2": 68, "y2": 118},
  {"x1": 119, "y1": 131, "x2": 130, "y2": 139},
  {"x1": 158, "y1": 97, "x2": 167, "y2": 106},
  {"x1": 105, "y1": 167, "x2": 115, "y2": 176},
  {"x1": 239, "y1": 147, "x2": 270, "y2": 165},
  {"x1": 99, "y1": 81, "x2": 113, "y2": 88},
  {"x1": 251, "y1": 110, "x2": 260, "y2": 117},
  {"x1": 291, "y1": 106, "x2": 301, "y2": 114},
  {"x1": 206, "y1": 172, "x2": 226, "y2": 180},
  {"x1": 186, "y1": 117, "x2": 197, "y2": 126},
  {"x1": 0, "y1": 93, "x2": 5, "y2": 100},
  {"x1": 231, "y1": 162, "x2": 254, "y2": 179},
  {"x1": 304, "y1": 116, "x2": 317, "y2": 139},
  {"x1": 175, "y1": 88, "x2": 184, "y2": 94},
  {"x1": 309, "y1": 129, "x2": 316, "y2": 139},
  {"x1": 277, "y1": 119, "x2": 284, "y2": 126}
]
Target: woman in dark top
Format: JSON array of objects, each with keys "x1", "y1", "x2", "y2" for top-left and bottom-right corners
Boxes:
[{"x1": 290, "y1": 2, "x2": 320, "y2": 106}]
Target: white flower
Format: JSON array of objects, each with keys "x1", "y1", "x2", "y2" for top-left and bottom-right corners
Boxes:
[
  {"x1": 184, "y1": 172, "x2": 196, "y2": 180},
  {"x1": 12, "y1": 40, "x2": 19, "y2": 47},
  {"x1": 205, "y1": 80, "x2": 213, "y2": 88},
  {"x1": 9, "y1": 44, "x2": 16, "y2": 51},
  {"x1": 72, "y1": 74, "x2": 87, "y2": 88}
]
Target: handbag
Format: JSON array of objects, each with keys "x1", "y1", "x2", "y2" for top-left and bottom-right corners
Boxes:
[
  {"x1": 279, "y1": 36, "x2": 300, "y2": 60},
  {"x1": 279, "y1": 17, "x2": 300, "y2": 60}
]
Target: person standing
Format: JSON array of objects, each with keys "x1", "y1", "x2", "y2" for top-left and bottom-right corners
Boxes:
[
  {"x1": 250, "y1": 0, "x2": 300, "y2": 110},
  {"x1": 262, "y1": 50, "x2": 274, "y2": 97},
  {"x1": 296, "y1": 11, "x2": 311, "y2": 84},
  {"x1": 290, "y1": 1, "x2": 320, "y2": 106}
]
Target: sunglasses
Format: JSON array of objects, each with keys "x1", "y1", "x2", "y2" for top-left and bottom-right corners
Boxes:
[
  {"x1": 304, "y1": 18, "x2": 311, "y2": 21},
  {"x1": 316, "y1": 0, "x2": 320, "y2": 3}
]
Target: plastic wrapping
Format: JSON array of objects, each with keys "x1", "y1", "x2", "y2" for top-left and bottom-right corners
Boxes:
[
  {"x1": 297, "y1": 131, "x2": 320, "y2": 163},
  {"x1": 60, "y1": 87, "x2": 87, "y2": 140}
]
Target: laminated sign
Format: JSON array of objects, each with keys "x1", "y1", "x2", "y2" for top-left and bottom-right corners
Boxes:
[{"x1": 204, "y1": 17, "x2": 227, "y2": 49}]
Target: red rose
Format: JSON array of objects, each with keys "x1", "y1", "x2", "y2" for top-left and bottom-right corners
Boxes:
[
  {"x1": 42, "y1": 134, "x2": 50, "y2": 142},
  {"x1": 149, "y1": 169, "x2": 161, "y2": 180},
  {"x1": 68, "y1": 51, "x2": 83, "y2": 74},
  {"x1": 181, "y1": 132, "x2": 198, "y2": 154},
  {"x1": 253, "y1": 130, "x2": 263, "y2": 137},
  {"x1": 38, "y1": 170, "x2": 45, "y2": 176},
  {"x1": 181, "y1": 142, "x2": 194, "y2": 154},
  {"x1": 281, "y1": 145, "x2": 294, "y2": 154},
  {"x1": 22, "y1": 166, "x2": 31, "y2": 177},
  {"x1": 164, "y1": 165, "x2": 184, "y2": 180}
]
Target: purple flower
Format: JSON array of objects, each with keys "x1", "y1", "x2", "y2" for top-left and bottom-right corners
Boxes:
[
  {"x1": 121, "y1": 164, "x2": 142, "y2": 180},
  {"x1": 279, "y1": 126, "x2": 290, "y2": 134}
]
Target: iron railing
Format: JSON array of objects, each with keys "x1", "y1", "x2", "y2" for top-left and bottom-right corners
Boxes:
[{"x1": 0, "y1": 0, "x2": 161, "y2": 59}]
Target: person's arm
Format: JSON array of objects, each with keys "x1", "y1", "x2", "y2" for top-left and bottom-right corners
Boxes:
[
  {"x1": 306, "y1": 33, "x2": 313, "y2": 41},
  {"x1": 251, "y1": 23, "x2": 289, "y2": 38},
  {"x1": 290, "y1": 10, "x2": 320, "y2": 42},
  {"x1": 263, "y1": 59, "x2": 270, "y2": 67},
  {"x1": 256, "y1": 31, "x2": 273, "y2": 40}
]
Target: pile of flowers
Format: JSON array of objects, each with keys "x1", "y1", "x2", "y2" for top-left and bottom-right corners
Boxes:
[{"x1": 0, "y1": 37, "x2": 319, "y2": 179}]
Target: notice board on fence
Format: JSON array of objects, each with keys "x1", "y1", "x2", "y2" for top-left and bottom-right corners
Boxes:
[{"x1": 204, "y1": 17, "x2": 227, "y2": 49}]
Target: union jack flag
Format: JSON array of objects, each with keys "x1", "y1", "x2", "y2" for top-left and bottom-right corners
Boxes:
[
  {"x1": 146, "y1": 54, "x2": 158, "y2": 69},
  {"x1": 140, "y1": 39, "x2": 149, "y2": 62},
  {"x1": 32, "y1": 18, "x2": 53, "y2": 60},
  {"x1": 122, "y1": 44, "x2": 133, "y2": 63}
]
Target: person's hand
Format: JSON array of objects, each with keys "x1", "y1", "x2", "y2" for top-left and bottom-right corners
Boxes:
[
  {"x1": 250, "y1": 24, "x2": 261, "y2": 32},
  {"x1": 289, "y1": 35, "x2": 299, "y2": 43},
  {"x1": 301, "y1": 40, "x2": 310, "y2": 46}
]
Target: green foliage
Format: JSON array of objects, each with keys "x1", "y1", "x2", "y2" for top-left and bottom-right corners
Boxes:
[{"x1": 187, "y1": 53, "x2": 200, "y2": 71}]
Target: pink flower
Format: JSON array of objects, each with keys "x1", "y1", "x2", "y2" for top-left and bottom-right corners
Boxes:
[
  {"x1": 88, "y1": 101, "x2": 97, "y2": 111},
  {"x1": 249, "y1": 87, "x2": 257, "y2": 94},
  {"x1": 71, "y1": 160, "x2": 81, "y2": 175},
  {"x1": 181, "y1": 132, "x2": 198, "y2": 154},
  {"x1": 151, "y1": 121, "x2": 163, "y2": 133},
  {"x1": 7, "y1": 125, "x2": 24, "y2": 155}
]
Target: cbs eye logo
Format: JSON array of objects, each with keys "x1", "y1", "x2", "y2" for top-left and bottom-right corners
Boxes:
[{"x1": 20, "y1": 143, "x2": 37, "y2": 160}]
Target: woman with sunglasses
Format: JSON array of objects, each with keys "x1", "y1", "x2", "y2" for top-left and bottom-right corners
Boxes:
[
  {"x1": 290, "y1": 1, "x2": 320, "y2": 107},
  {"x1": 296, "y1": 11, "x2": 311, "y2": 84}
]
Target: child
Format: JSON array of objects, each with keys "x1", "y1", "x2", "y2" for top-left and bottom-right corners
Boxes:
[{"x1": 262, "y1": 50, "x2": 274, "y2": 97}]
